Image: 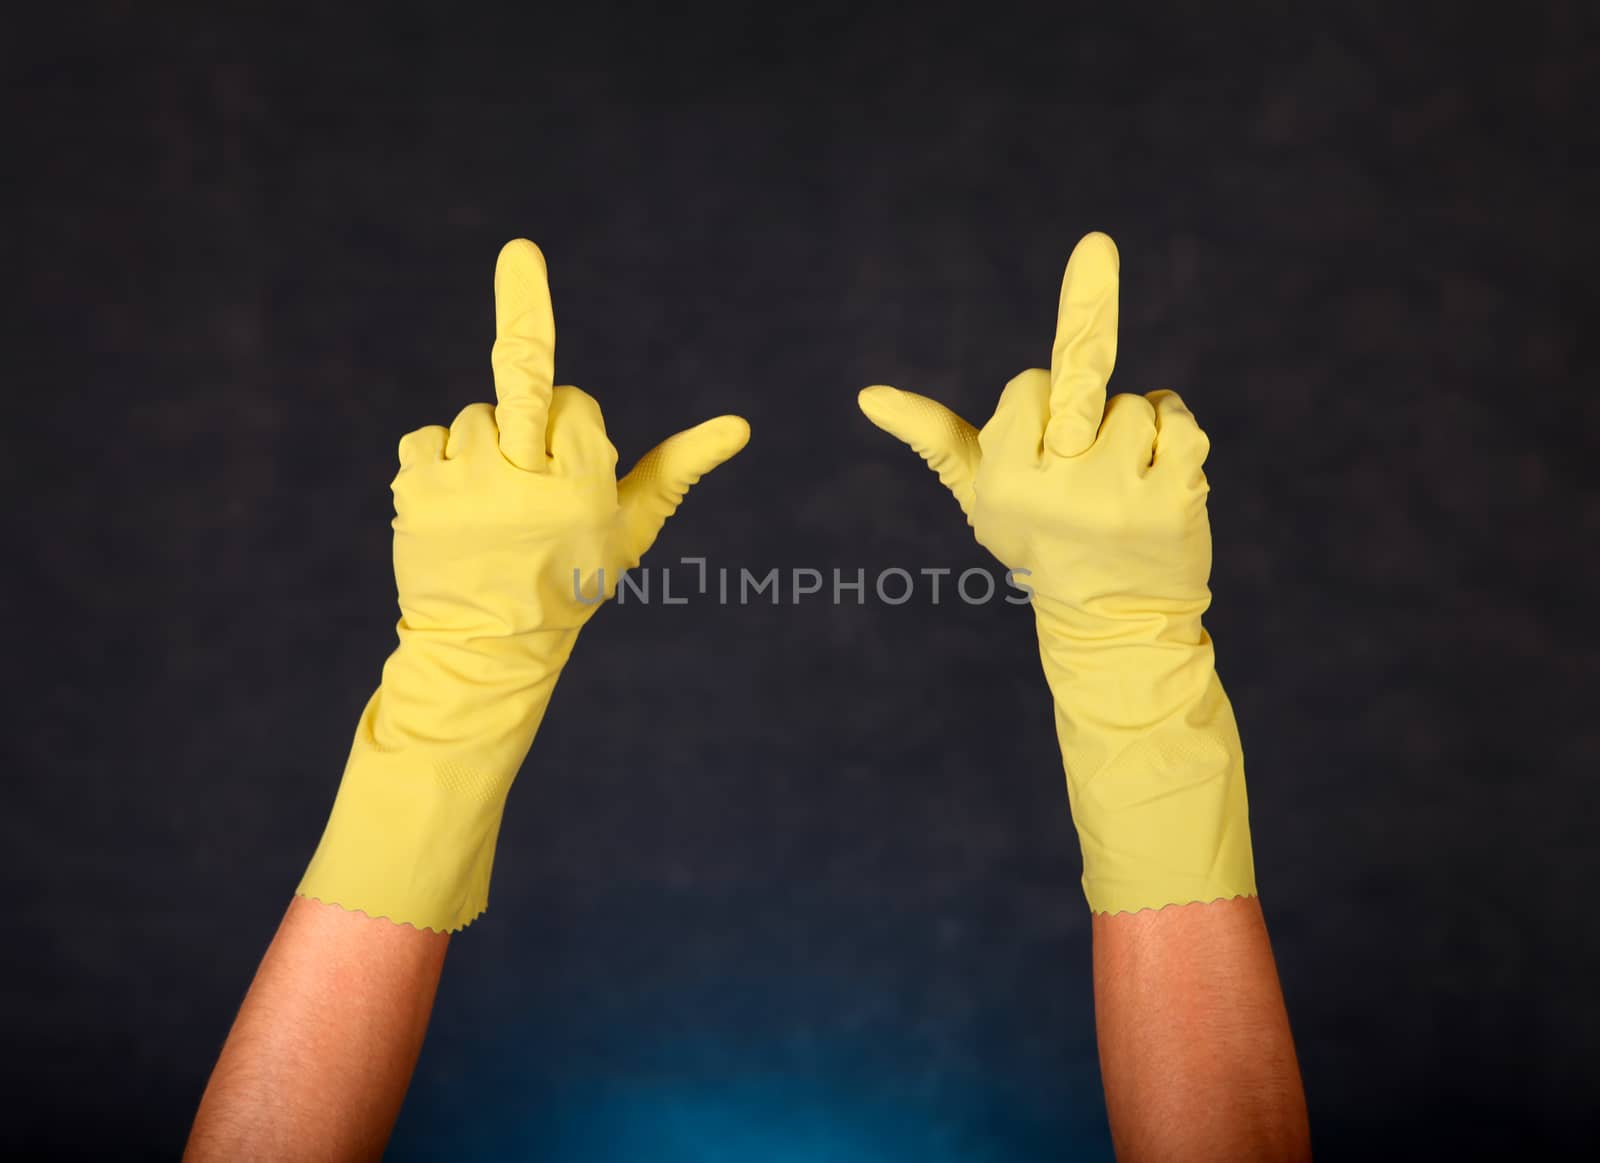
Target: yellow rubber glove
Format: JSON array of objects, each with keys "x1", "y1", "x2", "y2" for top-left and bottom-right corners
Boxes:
[
  {"x1": 298, "y1": 239, "x2": 750, "y2": 932},
  {"x1": 859, "y1": 232, "x2": 1254, "y2": 915}
]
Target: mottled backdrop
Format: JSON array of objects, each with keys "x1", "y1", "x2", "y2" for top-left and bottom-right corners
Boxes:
[{"x1": 5, "y1": 2, "x2": 1597, "y2": 1158}]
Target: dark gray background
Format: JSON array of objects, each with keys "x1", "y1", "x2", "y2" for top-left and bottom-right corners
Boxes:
[{"x1": 5, "y1": 1, "x2": 1597, "y2": 1158}]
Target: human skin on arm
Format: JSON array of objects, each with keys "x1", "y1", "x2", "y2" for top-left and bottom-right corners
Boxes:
[
  {"x1": 1094, "y1": 898, "x2": 1309, "y2": 1162},
  {"x1": 859, "y1": 232, "x2": 1310, "y2": 1159},
  {"x1": 184, "y1": 898, "x2": 448, "y2": 1162},
  {"x1": 184, "y1": 240, "x2": 748, "y2": 1159}
]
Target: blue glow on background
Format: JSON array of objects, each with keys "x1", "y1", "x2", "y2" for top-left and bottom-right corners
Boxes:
[
  {"x1": 387, "y1": 941, "x2": 1113, "y2": 1160},
  {"x1": 542, "y1": 1076, "x2": 965, "y2": 1162},
  {"x1": 391, "y1": 1032, "x2": 1110, "y2": 1162},
  {"x1": 403, "y1": 1074, "x2": 1057, "y2": 1162}
]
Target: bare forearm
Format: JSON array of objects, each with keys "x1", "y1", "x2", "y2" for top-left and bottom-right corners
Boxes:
[
  {"x1": 185, "y1": 896, "x2": 449, "y2": 1162},
  {"x1": 1092, "y1": 896, "x2": 1310, "y2": 1162}
]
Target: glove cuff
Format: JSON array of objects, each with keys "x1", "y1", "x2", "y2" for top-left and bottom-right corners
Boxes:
[
  {"x1": 296, "y1": 692, "x2": 515, "y2": 931},
  {"x1": 1064, "y1": 688, "x2": 1258, "y2": 915},
  {"x1": 296, "y1": 625, "x2": 574, "y2": 932},
  {"x1": 1035, "y1": 605, "x2": 1257, "y2": 914}
]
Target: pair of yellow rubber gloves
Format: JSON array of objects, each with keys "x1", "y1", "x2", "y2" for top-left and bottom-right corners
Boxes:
[{"x1": 298, "y1": 234, "x2": 1255, "y2": 932}]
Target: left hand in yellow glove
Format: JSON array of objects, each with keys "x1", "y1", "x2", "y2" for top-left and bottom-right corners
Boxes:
[
  {"x1": 298, "y1": 239, "x2": 749, "y2": 931},
  {"x1": 859, "y1": 232, "x2": 1254, "y2": 915}
]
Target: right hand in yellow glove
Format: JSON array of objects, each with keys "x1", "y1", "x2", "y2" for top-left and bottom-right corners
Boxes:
[
  {"x1": 298, "y1": 239, "x2": 749, "y2": 932},
  {"x1": 859, "y1": 232, "x2": 1255, "y2": 915}
]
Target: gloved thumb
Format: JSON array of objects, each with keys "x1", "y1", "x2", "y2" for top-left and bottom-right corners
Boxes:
[
  {"x1": 858, "y1": 385, "x2": 980, "y2": 520},
  {"x1": 617, "y1": 415, "x2": 751, "y2": 562}
]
